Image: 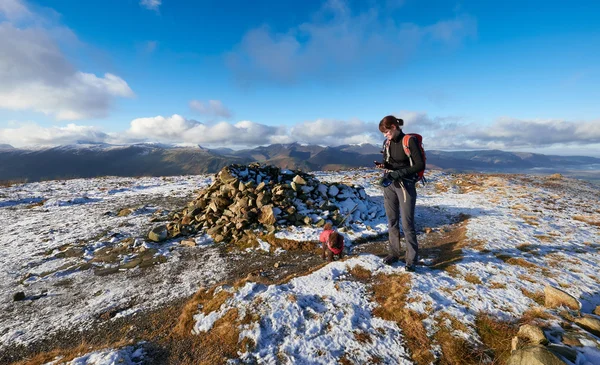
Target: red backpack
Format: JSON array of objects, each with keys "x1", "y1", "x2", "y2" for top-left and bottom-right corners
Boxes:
[{"x1": 402, "y1": 134, "x2": 426, "y2": 183}]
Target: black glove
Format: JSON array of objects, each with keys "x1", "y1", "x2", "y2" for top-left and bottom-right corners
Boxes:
[{"x1": 386, "y1": 169, "x2": 409, "y2": 181}]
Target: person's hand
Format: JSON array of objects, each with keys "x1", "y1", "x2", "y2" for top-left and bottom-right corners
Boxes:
[
  {"x1": 386, "y1": 169, "x2": 408, "y2": 181},
  {"x1": 373, "y1": 161, "x2": 385, "y2": 169}
]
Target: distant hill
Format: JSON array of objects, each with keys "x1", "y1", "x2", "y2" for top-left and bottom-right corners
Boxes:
[{"x1": 0, "y1": 143, "x2": 599, "y2": 182}]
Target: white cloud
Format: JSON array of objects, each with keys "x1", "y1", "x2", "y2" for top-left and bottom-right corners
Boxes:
[
  {"x1": 189, "y1": 100, "x2": 232, "y2": 119},
  {"x1": 140, "y1": 0, "x2": 161, "y2": 11},
  {"x1": 0, "y1": 123, "x2": 109, "y2": 147},
  {"x1": 227, "y1": 0, "x2": 476, "y2": 84},
  {"x1": 290, "y1": 118, "x2": 380, "y2": 146},
  {"x1": 0, "y1": 1, "x2": 134, "y2": 120},
  {"x1": 123, "y1": 114, "x2": 286, "y2": 147},
  {"x1": 0, "y1": 0, "x2": 32, "y2": 21},
  {"x1": 2, "y1": 114, "x2": 599, "y2": 157}
]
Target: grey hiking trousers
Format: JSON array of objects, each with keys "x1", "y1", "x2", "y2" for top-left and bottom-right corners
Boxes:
[{"x1": 383, "y1": 179, "x2": 418, "y2": 265}]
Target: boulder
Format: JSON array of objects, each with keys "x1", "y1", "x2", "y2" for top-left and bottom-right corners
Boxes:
[
  {"x1": 517, "y1": 324, "x2": 548, "y2": 345},
  {"x1": 293, "y1": 175, "x2": 306, "y2": 185},
  {"x1": 180, "y1": 239, "x2": 197, "y2": 247},
  {"x1": 506, "y1": 346, "x2": 567, "y2": 365},
  {"x1": 594, "y1": 305, "x2": 600, "y2": 316},
  {"x1": 117, "y1": 208, "x2": 133, "y2": 217},
  {"x1": 574, "y1": 315, "x2": 600, "y2": 337},
  {"x1": 544, "y1": 285, "x2": 580, "y2": 310},
  {"x1": 546, "y1": 344, "x2": 578, "y2": 363},
  {"x1": 148, "y1": 225, "x2": 168, "y2": 242},
  {"x1": 13, "y1": 292, "x2": 26, "y2": 301}
]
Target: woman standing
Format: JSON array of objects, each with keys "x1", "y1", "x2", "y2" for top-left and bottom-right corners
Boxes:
[{"x1": 375, "y1": 115, "x2": 425, "y2": 271}]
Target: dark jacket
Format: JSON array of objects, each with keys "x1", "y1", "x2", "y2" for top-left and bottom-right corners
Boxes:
[{"x1": 382, "y1": 132, "x2": 425, "y2": 180}]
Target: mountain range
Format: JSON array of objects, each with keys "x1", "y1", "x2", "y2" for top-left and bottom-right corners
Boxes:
[{"x1": 1, "y1": 142, "x2": 599, "y2": 183}]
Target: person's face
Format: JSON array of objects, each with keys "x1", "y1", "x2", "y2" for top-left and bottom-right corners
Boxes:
[{"x1": 382, "y1": 125, "x2": 399, "y2": 141}]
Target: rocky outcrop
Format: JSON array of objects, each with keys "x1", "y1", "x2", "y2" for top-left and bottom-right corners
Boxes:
[
  {"x1": 574, "y1": 315, "x2": 600, "y2": 337},
  {"x1": 516, "y1": 324, "x2": 548, "y2": 345},
  {"x1": 507, "y1": 346, "x2": 567, "y2": 365},
  {"x1": 149, "y1": 164, "x2": 381, "y2": 244},
  {"x1": 544, "y1": 285, "x2": 581, "y2": 310}
]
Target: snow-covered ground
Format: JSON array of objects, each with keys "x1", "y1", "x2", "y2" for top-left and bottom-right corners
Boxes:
[{"x1": 1, "y1": 169, "x2": 600, "y2": 364}]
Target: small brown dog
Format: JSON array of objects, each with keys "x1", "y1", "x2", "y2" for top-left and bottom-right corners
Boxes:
[{"x1": 319, "y1": 223, "x2": 344, "y2": 261}]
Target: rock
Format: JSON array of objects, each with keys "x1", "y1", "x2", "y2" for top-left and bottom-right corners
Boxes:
[
  {"x1": 274, "y1": 262, "x2": 280, "y2": 268},
  {"x1": 13, "y1": 292, "x2": 26, "y2": 301},
  {"x1": 544, "y1": 285, "x2": 580, "y2": 310},
  {"x1": 424, "y1": 227, "x2": 433, "y2": 234},
  {"x1": 148, "y1": 225, "x2": 168, "y2": 242},
  {"x1": 511, "y1": 336, "x2": 527, "y2": 351},
  {"x1": 120, "y1": 257, "x2": 143, "y2": 269},
  {"x1": 547, "y1": 344, "x2": 578, "y2": 363},
  {"x1": 258, "y1": 205, "x2": 277, "y2": 226},
  {"x1": 218, "y1": 167, "x2": 238, "y2": 184},
  {"x1": 328, "y1": 185, "x2": 339, "y2": 197},
  {"x1": 117, "y1": 208, "x2": 133, "y2": 217},
  {"x1": 574, "y1": 315, "x2": 600, "y2": 337},
  {"x1": 292, "y1": 175, "x2": 306, "y2": 185},
  {"x1": 561, "y1": 332, "x2": 582, "y2": 347},
  {"x1": 594, "y1": 305, "x2": 600, "y2": 316},
  {"x1": 180, "y1": 239, "x2": 197, "y2": 247},
  {"x1": 506, "y1": 346, "x2": 567, "y2": 365},
  {"x1": 517, "y1": 324, "x2": 548, "y2": 345}
]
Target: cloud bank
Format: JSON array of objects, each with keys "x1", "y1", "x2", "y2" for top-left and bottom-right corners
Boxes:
[
  {"x1": 226, "y1": 0, "x2": 476, "y2": 85},
  {"x1": 2, "y1": 113, "x2": 599, "y2": 156},
  {"x1": 0, "y1": 0, "x2": 134, "y2": 120}
]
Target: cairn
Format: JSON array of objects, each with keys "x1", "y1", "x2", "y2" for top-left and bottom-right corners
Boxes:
[{"x1": 148, "y1": 163, "x2": 379, "y2": 244}]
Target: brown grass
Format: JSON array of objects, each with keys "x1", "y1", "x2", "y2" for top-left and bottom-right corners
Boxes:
[
  {"x1": 520, "y1": 288, "x2": 545, "y2": 306},
  {"x1": 519, "y1": 307, "x2": 554, "y2": 324},
  {"x1": 517, "y1": 274, "x2": 537, "y2": 283},
  {"x1": 573, "y1": 215, "x2": 600, "y2": 227},
  {"x1": 464, "y1": 273, "x2": 482, "y2": 285},
  {"x1": 354, "y1": 331, "x2": 373, "y2": 344},
  {"x1": 475, "y1": 313, "x2": 518, "y2": 364},
  {"x1": 516, "y1": 243, "x2": 534, "y2": 252},
  {"x1": 496, "y1": 255, "x2": 541, "y2": 271},
  {"x1": 489, "y1": 282, "x2": 507, "y2": 289},
  {"x1": 371, "y1": 273, "x2": 434, "y2": 365},
  {"x1": 434, "y1": 319, "x2": 487, "y2": 365},
  {"x1": 444, "y1": 265, "x2": 462, "y2": 277},
  {"x1": 347, "y1": 265, "x2": 372, "y2": 282}
]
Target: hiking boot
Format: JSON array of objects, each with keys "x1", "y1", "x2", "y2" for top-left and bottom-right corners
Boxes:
[
  {"x1": 383, "y1": 256, "x2": 399, "y2": 265},
  {"x1": 403, "y1": 264, "x2": 416, "y2": 272}
]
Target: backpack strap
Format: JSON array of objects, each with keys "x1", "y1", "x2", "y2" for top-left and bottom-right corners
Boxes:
[{"x1": 402, "y1": 135, "x2": 414, "y2": 167}]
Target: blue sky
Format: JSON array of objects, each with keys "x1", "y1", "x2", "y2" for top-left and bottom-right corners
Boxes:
[{"x1": 0, "y1": 0, "x2": 599, "y2": 156}]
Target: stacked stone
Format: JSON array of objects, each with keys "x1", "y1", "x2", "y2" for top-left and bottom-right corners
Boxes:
[{"x1": 148, "y1": 163, "x2": 378, "y2": 243}]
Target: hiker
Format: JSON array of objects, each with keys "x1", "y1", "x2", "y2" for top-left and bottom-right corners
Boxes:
[
  {"x1": 319, "y1": 223, "x2": 344, "y2": 262},
  {"x1": 374, "y1": 115, "x2": 425, "y2": 272}
]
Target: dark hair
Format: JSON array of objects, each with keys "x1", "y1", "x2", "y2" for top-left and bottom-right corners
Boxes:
[
  {"x1": 379, "y1": 115, "x2": 403, "y2": 133},
  {"x1": 323, "y1": 222, "x2": 333, "y2": 231}
]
